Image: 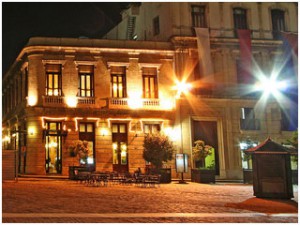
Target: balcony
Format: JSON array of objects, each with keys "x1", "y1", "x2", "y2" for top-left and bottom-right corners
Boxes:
[
  {"x1": 43, "y1": 96, "x2": 95, "y2": 107},
  {"x1": 77, "y1": 97, "x2": 95, "y2": 105},
  {"x1": 107, "y1": 98, "x2": 170, "y2": 111},
  {"x1": 43, "y1": 96, "x2": 64, "y2": 106}
]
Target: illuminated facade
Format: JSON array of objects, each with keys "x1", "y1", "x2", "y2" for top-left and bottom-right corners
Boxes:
[{"x1": 3, "y1": 2, "x2": 297, "y2": 179}]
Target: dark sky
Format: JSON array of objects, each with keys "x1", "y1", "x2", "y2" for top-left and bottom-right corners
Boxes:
[{"x1": 2, "y1": 2, "x2": 129, "y2": 74}]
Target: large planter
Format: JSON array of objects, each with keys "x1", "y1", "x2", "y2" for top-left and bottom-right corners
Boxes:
[
  {"x1": 191, "y1": 169, "x2": 215, "y2": 183},
  {"x1": 147, "y1": 167, "x2": 172, "y2": 183},
  {"x1": 69, "y1": 166, "x2": 94, "y2": 180}
]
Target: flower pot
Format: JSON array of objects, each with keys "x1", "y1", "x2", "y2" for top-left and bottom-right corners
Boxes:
[
  {"x1": 147, "y1": 167, "x2": 172, "y2": 183},
  {"x1": 191, "y1": 169, "x2": 215, "y2": 183}
]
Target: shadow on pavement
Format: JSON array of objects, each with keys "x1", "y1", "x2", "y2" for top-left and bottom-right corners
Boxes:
[{"x1": 226, "y1": 197, "x2": 298, "y2": 213}]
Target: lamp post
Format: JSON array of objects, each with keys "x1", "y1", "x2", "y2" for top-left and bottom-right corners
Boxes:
[{"x1": 174, "y1": 81, "x2": 192, "y2": 184}]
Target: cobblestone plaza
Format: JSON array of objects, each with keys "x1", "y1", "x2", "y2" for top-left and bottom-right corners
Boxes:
[{"x1": 2, "y1": 178, "x2": 298, "y2": 223}]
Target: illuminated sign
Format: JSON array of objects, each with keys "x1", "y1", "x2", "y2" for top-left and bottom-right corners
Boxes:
[{"x1": 175, "y1": 153, "x2": 188, "y2": 173}]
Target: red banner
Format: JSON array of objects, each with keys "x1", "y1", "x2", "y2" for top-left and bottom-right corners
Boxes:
[{"x1": 237, "y1": 29, "x2": 252, "y2": 84}]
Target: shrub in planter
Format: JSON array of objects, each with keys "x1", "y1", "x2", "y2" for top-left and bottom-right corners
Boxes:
[
  {"x1": 191, "y1": 140, "x2": 215, "y2": 183},
  {"x1": 143, "y1": 133, "x2": 175, "y2": 183}
]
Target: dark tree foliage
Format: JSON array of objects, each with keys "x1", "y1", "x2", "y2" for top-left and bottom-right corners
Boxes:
[{"x1": 143, "y1": 133, "x2": 175, "y2": 168}]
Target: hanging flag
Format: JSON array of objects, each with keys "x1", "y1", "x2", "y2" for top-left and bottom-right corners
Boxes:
[
  {"x1": 280, "y1": 32, "x2": 298, "y2": 131},
  {"x1": 195, "y1": 27, "x2": 213, "y2": 80},
  {"x1": 281, "y1": 32, "x2": 298, "y2": 57},
  {"x1": 237, "y1": 29, "x2": 252, "y2": 84}
]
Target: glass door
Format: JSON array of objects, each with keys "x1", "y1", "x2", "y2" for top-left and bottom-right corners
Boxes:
[
  {"x1": 112, "y1": 123, "x2": 128, "y2": 173},
  {"x1": 45, "y1": 122, "x2": 62, "y2": 174}
]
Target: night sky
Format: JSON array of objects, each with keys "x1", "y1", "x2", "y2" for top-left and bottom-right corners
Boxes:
[{"x1": 2, "y1": 2, "x2": 130, "y2": 74}]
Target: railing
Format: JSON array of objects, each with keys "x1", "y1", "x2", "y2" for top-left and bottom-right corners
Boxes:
[
  {"x1": 108, "y1": 98, "x2": 164, "y2": 110},
  {"x1": 43, "y1": 96, "x2": 95, "y2": 107},
  {"x1": 43, "y1": 96, "x2": 64, "y2": 105},
  {"x1": 77, "y1": 97, "x2": 95, "y2": 105}
]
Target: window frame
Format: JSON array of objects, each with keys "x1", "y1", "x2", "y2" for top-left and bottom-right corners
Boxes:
[
  {"x1": 271, "y1": 9, "x2": 286, "y2": 40},
  {"x1": 78, "y1": 71, "x2": 94, "y2": 97},
  {"x1": 142, "y1": 67, "x2": 158, "y2": 99},
  {"x1": 191, "y1": 5, "x2": 207, "y2": 28},
  {"x1": 111, "y1": 73, "x2": 127, "y2": 98},
  {"x1": 233, "y1": 7, "x2": 248, "y2": 35},
  {"x1": 45, "y1": 65, "x2": 62, "y2": 96},
  {"x1": 240, "y1": 107, "x2": 260, "y2": 130},
  {"x1": 153, "y1": 16, "x2": 160, "y2": 36}
]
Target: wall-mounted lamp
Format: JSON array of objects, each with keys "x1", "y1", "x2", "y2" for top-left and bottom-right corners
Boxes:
[
  {"x1": 28, "y1": 127, "x2": 35, "y2": 135},
  {"x1": 100, "y1": 128, "x2": 109, "y2": 136},
  {"x1": 2, "y1": 135, "x2": 10, "y2": 143}
]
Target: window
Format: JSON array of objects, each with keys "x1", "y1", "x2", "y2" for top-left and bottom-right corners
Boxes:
[
  {"x1": 281, "y1": 108, "x2": 297, "y2": 131},
  {"x1": 45, "y1": 64, "x2": 62, "y2": 96},
  {"x1": 111, "y1": 66, "x2": 126, "y2": 98},
  {"x1": 271, "y1": 9, "x2": 286, "y2": 40},
  {"x1": 142, "y1": 68, "x2": 158, "y2": 98},
  {"x1": 144, "y1": 124, "x2": 161, "y2": 134},
  {"x1": 45, "y1": 121, "x2": 62, "y2": 174},
  {"x1": 153, "y1": 16, "x2": 160, "y2": 36},
  {"x1": 78, "y1": 65, "x2": 94, "y2": 97},
  {"x1": 79, "y1": 123, "x2": 95, "y2": 165},
  {"x1": 233, "y1": 8, "x2": 247, "y2": 36},
  {"x1": 191, "y1": 5, "x2": 207, "y2": 28},
  {"x1": 240, "y1": 108, "x2": 260, "y2": 130}
]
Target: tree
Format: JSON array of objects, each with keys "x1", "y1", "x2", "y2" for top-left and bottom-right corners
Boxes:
[{"x1": 143, "y1": 133, "x2": 175, "y2": 168}]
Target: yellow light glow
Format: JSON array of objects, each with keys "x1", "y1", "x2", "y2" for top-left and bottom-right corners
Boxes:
[
  {"x1": 28, "y1": 127, "x2": 35, "y2": 135},
  {"x1": 160, "y1": 98, "x2": 175, "y2": 110},
  {"x1": 66, "y1": 96, "x2": 77, "y2": 107},
  {"x1": 128, "y1": 92, "x2": 143, "y2": 109},
  {"x1": 2, "y1": 135, "x2": 10, "y2": 142},
  {"x1": 100, "y1": 128, "x2": 109, "y2": 136},
  {"x1": 174, "y1": 80, "x2": 192, "y2": 98},
  {"x1": 28, "y1": 95, "x2": 38, "y2": 106},
  {"x1": 112, "y1": 143, "x2": 118, "y2": 150}
]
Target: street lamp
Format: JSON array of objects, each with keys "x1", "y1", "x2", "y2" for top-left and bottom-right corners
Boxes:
[
  {"x1": 174, "y1": 80, "x2": 192, "y2": 184},
  {"x1": 254, "y1": 76, "x2": 287, "y2": 98}
]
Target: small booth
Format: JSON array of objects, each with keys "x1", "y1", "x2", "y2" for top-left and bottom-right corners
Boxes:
[{"x1": 245, "y1": 137, "x2": 295, "y2": 199}]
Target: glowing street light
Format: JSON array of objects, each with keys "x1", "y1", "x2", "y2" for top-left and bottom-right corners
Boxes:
[
  {"x1": 174, "y1": 80, "x2": 192, "y2": 99},
  {"x1": 254, "y1": 76, "x2": 287, "y2": 98}
]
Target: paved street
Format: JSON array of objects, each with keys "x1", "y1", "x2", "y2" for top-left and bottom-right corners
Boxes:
[{"x1": 2, "y1": 178, "x2": 298, "y2": 223}]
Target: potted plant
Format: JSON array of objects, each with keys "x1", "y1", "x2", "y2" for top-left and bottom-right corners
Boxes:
[
  {"x1": 143, "y1": 133, "x2": 175, "y2": 183},
  {"x1": 68, "y1": 140, "x2": 91, "y2": 180},
  {"x1": 75, "y1": 140, "x2": 90, "y2": 165},
  {"x1": 191, "y1": 140, "x2": 215, "y2": 183}
]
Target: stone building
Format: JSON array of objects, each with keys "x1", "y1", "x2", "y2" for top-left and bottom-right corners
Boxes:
[{"x1": 2, "y1": 2, "x2": 298, "y2": 179}]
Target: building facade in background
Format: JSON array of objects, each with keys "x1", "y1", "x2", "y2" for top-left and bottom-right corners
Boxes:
[{"x1": 2, "y1": 2, "x2": 298, "y2": 179}]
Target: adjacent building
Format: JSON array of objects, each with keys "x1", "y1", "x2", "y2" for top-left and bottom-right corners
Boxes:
[{"x1": 2, "y1": 2, "x2": 298, "y2": 180}]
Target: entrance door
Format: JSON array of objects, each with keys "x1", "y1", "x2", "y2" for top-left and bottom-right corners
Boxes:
[
  {"x1": 79, "y1": 123, "x2": 95, "y2": 167},
  {"x1": 45, "y1": 122, "x2": 62, "y2": 174},
  {"x1": 193, "y1": 121, "x2": 219, "y2": 175},
  {"x1": 112, "y1": 123, "x2": 128, "y2": 173}
]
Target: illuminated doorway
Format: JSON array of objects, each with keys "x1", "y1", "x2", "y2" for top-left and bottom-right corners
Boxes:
[
  {"x1": 193, "y1": 120, "x2": 220, "y2": 175},
  {"x1": 112, "y1": 123, "x2": 128, "y2": 173},
  {"x1": 79, "y1": 123, "x2": 95, "y2": 168},
  {"x1": 45, "y1": 122, "x2": 62, "y2": 174}
]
